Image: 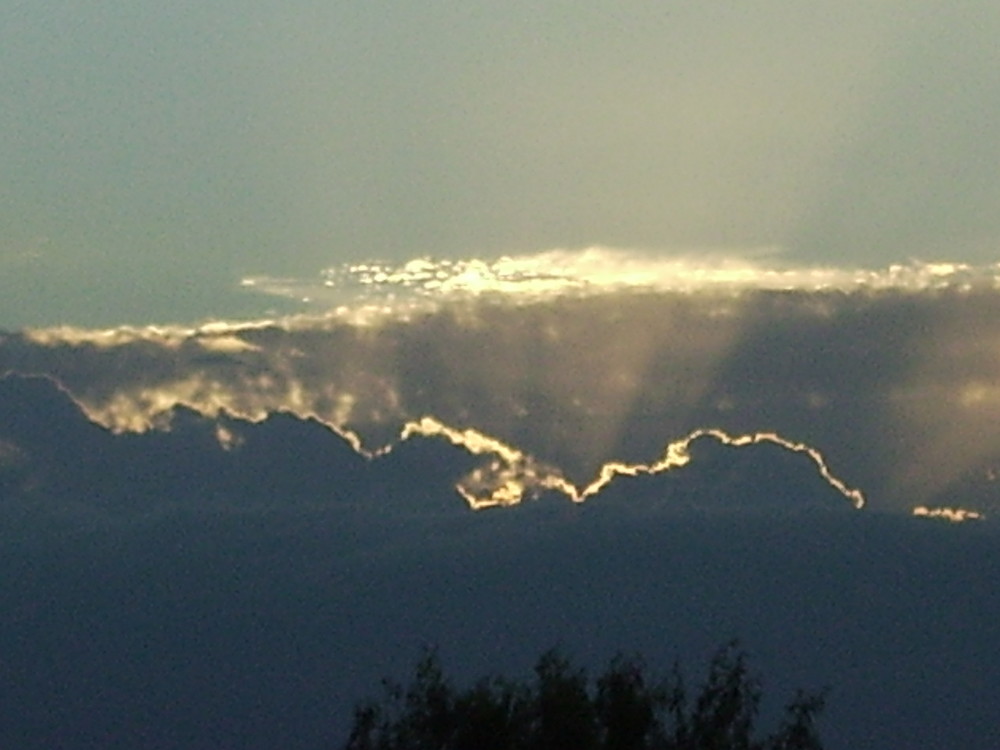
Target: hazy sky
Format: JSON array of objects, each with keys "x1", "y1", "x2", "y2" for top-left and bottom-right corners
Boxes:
[{"x1": 4, "y1": 1, "x2": 1000, "y2": 325}]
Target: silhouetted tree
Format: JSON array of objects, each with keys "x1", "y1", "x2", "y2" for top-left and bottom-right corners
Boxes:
[
  {"x1": 342, "y1": 643, "x2": 826, "y2": 750},
  {"x1": 594, "y1": 655, "x2": 665, "y2": 750},
  {"x1": 530, "y1": 649, "x2": 598, "y2": 750}
]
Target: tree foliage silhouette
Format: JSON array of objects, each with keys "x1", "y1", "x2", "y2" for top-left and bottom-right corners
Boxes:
[{"x1": 342, "y1": 643, "x2": 825, "y2": 750}]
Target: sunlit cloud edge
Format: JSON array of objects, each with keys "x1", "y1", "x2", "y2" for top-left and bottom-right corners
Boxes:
[{"x1": 242, "y1": 247, "x2": 1000, "y2": 311}]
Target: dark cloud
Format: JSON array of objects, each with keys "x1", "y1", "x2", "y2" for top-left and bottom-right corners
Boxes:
[
  {"x1": 1, "y1": 474, "x2": 998, "y2": 749},
  {"x1": 0, "y1": 373, "x2": 855, "y2": 521},
  {"x1": 2, "y1": 299, "x2": 1000, "y2": 748},
  {"x1": 0, "y1": 374, "x2": 476, "y2": 522},
  {"x1": 4, "y1": 278, "x2": 1000, "y2": 515}
]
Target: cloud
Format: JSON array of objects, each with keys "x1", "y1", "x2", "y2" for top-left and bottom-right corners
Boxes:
[
  {"x1": 4, "y1": 250, "x2": 1000, "y2": 516},
  {"x1": 242, "y1": 249, "x2": 1000, "y2": 306},
  {"x1": 0, "y1": 373, "x2": 863, "y2": 523},
  {"x1": 396, "y1": 417, "x2": 864, "y2": 510},
  {"x1": 913, "y1": 506, "x2": 985, "y2": 523}
]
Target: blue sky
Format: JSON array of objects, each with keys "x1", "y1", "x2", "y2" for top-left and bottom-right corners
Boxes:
[{"x1": 3, "y1": 1, "x2": 1000, "y2": 326}]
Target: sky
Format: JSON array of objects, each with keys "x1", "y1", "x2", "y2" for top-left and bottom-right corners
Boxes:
[
  {"x1": 3, "y1": 1, "x2": 1000, "y2": 326},
  {"x1": 4, "y1": 4, "x2": 1000, "y2": 748}
]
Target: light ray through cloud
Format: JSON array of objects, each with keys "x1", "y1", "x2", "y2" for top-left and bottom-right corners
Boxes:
[{"x1": 5, "y1": 249, "x2": 1000, "y2": 517}]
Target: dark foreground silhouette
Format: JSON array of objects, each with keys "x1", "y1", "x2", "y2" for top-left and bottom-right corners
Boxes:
[{"x1": 342, "y1": 644, "x2": 825, "y2": 750}]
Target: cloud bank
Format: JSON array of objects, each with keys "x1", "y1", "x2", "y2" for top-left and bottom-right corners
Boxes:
[{"x1": 3, "y1": 251, "x2": 999, "y2": 517}]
